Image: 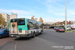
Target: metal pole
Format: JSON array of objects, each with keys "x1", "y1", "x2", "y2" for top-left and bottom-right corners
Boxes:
[{"x1": 65, "y1": 0, "x2": 67, "y2": 31}]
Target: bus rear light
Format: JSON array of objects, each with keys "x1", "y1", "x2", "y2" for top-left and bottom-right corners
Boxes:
[{"x1": 25, "y1": 31, "x2": 27, "y2": 33}]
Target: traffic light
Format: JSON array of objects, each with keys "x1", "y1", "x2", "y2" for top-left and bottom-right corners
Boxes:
[
  {"x1": 59, "y1": 23, "x2": 60, "y2": 25},
  {"x1": 67, "y1": 22, "x2": 69, "y2": 24}
]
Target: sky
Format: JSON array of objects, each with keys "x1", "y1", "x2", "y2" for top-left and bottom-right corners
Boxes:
[{"x1": 0, "y1": 0, "x2": 75, "y2": 22}]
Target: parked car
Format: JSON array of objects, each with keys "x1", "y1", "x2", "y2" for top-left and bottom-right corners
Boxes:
[
  {"x1": 54, "y1": 27, "x2": 57, "y2": 30},
  {"x1": 54, "y1": 27, "x2": 58, "y2": 30},
  {"x1": 56, "y1": 27, "x2": 65, "y2": 32},
  {"x1": 71, "y1": 25, "x2": 75, "y2": 30},
  {"x1": 0, "y1": 29, "x2": 9, "y2": 38}
]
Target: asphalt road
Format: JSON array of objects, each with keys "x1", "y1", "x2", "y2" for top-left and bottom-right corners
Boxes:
[{"x1": 0, "y1": 29, "x2": 75, "y2": 50}]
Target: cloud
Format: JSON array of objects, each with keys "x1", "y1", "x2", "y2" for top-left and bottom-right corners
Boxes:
[
  {"x1": 50, "y1": 1, "x2": 64, "y2": 8},
  {"x1": 0, "y1": 9, "x2": 36, "y2": 20},
  {"x1": 69, "y1": 10, "x2": 75, "y2": 15},
  {"x1": 43, "y1": 16, "x2": 65, "y2": 22},
  {"x1": 70, "y1": 2, "x2": 74, "y2": 4},
  {"x1": 0, "y1": 0, "x2": 75, "y2": 22},
  {"x1": 43, "y1": 17, "x2": 75, "y2": 23},
  {"x1": 37, "y1": 0, "x2": 64, "y2": 7},
  {"x1": 66, "y1": 10, "x2": 75, "y2": 18},
  {"x1": 37, "y1": 0, "x2": 75, "y2": 16},
  {"x1": 18, "y1": 15, "x2": 32, "y2": 19},
  {"x1": 37, "y1": 0, "x2": 75, "y2": 22},
  {"x1": 0, "y1": 9, "x2": 32, "y2": 15}
]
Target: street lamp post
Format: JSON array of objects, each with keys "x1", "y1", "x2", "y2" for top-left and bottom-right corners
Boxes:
[{"x1": 65, "y1": 0, "x2": 67, "y2": 31}]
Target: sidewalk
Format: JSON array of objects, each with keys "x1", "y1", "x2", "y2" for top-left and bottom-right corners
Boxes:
[
  {"x1": 66, "y1": 30, "x2": 75, "y2": 33},
  {"x1": 0, "y1": 37, "x2": 14, "y2": 46}
]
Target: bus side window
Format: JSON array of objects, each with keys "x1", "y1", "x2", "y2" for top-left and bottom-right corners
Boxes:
[
  {"x1": 36, "y1": 22, "x2": 39, "y2": 29},
  {"x1": 29, "y1": 22, "x2": 34, "y2": 29},
  {"x1": 27, "y1": 20, "x2": 30, "y2": 30}
]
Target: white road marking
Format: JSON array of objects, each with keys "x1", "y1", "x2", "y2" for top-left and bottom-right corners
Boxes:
[{"x1": 14, "y1": 42, "x2": 17, "y2": 50}]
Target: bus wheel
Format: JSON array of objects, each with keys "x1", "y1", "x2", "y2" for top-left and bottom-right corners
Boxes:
[
  {"x1": 32, "y1": 33, "x2": 35, "y2": 38},
  {"x1": 40, "y1": 30, "x2": 42, "y2": 34}
]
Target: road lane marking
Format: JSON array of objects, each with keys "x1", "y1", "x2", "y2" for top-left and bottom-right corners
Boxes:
[{"x1": 14, "y1": 42, "x2": 17, "y2": 50}]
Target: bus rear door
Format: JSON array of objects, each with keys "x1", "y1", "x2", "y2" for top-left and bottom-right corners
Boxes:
[{"x1": 10, "y1": 22, "x2": 18, "y2": 34}]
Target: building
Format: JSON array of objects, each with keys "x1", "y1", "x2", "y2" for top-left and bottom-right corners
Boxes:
[
  {"x1": 0, "y1": 13, "x2": 17, "y2": 28},
  {"x1": 1, "y1": 13, "x2": 9, "y2": 23},
  {"x1": 10, "y1": 13, "x2": 17, "y2": 19},
  {"x1": 7, "y1": 14, "x2": 10, "y2": 25},
  {"x1": 0, "y1": 13, "x2": 10, "y2": 27}
]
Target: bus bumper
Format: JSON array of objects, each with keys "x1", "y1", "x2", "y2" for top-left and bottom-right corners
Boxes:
[{"x1": 10, "y1": 34, "x2": 31, "y2": 38}]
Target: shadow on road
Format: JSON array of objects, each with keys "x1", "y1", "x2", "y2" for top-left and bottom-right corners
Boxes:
[
  {"x1": 0, "y1": 36, "x2": 9, "y2": 39},
  {"x1": 14, "y1": 33, "x2": 44, "y2": 41},
  {"x1": 56, "y1": 32, "x2": 66, "y2": 33},
  {"x1": 15, "y1": 37, "x2": 31, "y2": 41}
]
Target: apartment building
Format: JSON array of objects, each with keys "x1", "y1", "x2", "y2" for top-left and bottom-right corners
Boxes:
[
  {"x1": 1, "y1": 13, "x2": 9, "y2": 22},
  {"x1": 10, "y1": 13, "x2": 17, "y2": 19},
  {"x1": 0, "y1": 13, "x2": 10, "y2": 27},
  {"x1": 0, "y1": 13, "x2": 17, "y2": 28}
]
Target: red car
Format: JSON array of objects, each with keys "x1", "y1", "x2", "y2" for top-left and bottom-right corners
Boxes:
[{"x1": 56, "y1": 27, "x2": 65, "y2": 32}]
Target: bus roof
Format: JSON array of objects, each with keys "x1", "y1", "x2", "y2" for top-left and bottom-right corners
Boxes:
[
  {"x1": 10, "y1": 18, "x2": 25, "y2": 20},
  {"x1": 27, "y1": 18, "x2": 43, "y2": 24},
  {"x1": 10, "y1": 18, "x2": 43, "y2": 24}
]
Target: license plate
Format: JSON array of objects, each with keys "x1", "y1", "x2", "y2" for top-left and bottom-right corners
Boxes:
[
  {"x1": 11, "y1": 33, "x2": 17, "y2": 34},
  {"x1": 16, "y1": 36, "x2": 20, "y2": 37}
]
